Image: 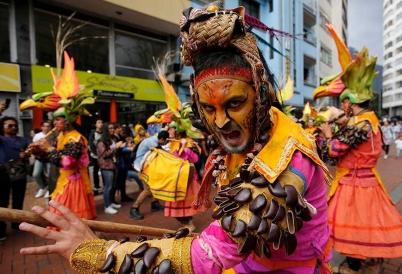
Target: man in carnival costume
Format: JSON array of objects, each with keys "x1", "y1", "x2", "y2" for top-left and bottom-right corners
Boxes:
[
  {"x1": 18, "y1": 5, "x2": 333, "y2": 274},
  {"x1": 315, "y1": 24, "x2": 402, "y2": 274},
  {"x1": 20, "y1": 51, "x2": 97, "y2": 221}
]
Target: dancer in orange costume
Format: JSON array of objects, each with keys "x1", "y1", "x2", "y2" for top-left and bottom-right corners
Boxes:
[
  {"x1": 21, "y1": 51, "x2": 96, "y2": 221},
  {"x1": 315, "y1": 24, "x2": 402, "y2": 274}
]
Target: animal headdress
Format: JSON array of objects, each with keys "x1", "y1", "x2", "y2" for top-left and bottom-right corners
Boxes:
[
  {"x1": 313, "y1": 24, "x2": 378, "y2": 104},
  {"x1": 20, "y1": 51, "x2": 95, "y2": 122}
]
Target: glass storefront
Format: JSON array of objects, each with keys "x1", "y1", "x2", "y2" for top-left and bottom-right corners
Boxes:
[
  {"x1": 34, "y1": 9, "x2": 109, "y2": 74},
  {"x1": 115, "y1": 30, "x2": 168, "y2": 80},
  {"x1": 0, "y1": 1, "x2": 9, "y2": 62},
  {"x1": 116, "y1": 101, "x2": 165, "y2": 126}
]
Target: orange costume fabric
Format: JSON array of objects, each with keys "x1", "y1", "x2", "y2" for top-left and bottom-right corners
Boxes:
[
  {"x1": 327, "y1": 111, "x2": 402, "y2": 259},
  {"x1": 50, "y1": 130, "x2": 97, "y2": 220}
]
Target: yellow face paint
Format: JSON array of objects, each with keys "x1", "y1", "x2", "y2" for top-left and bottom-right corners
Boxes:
[{"x1": 197, "y1": 79, "x2": 257, "y2": 153}]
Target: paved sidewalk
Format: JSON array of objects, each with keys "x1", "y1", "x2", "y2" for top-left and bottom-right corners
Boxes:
[{"x1": 1, "y1": 146, "x2": 402, "y2": 273}]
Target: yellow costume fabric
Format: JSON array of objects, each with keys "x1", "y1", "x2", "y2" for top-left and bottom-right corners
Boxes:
[{"x1": 140, "y1": 148, "x2": 193, "y2": 202}]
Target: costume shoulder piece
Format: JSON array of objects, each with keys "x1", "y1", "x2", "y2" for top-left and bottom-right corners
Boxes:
[
  {"x1": 250, "y1": 107, "x2": 331, "y2": 185},
  {"x1": 209, "y1": 108, "x2": 330, "y2": 258},
  {"x1": 332, "y1": 111, "x2": 378, "y2": 148}
]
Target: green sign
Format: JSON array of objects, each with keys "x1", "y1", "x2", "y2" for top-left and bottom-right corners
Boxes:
[{"x1": 31, "y1": 65, "x2": 165, "y2": 102}]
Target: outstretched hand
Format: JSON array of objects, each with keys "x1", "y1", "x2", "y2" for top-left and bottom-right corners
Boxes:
[{"x1": 19, "y1": 200, "x2": 98, "y2": 260}]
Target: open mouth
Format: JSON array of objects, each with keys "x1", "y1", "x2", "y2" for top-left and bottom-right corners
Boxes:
[{"x1": 220, "y1": 130, "x2": 241, "y2": 145}]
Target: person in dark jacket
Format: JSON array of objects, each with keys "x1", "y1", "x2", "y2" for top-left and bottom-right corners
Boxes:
[{"x1": 88, "y1": 118, "x2": 103, "y2": 193}]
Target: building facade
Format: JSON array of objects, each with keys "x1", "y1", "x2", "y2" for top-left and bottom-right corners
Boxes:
[
  {"x1": 0, "y1": 0, "x2": 349, "y2": 138},
  {"x1": 185, "y1": 0, "x2": 348, "y2": 115},
  {"x1": 382, "y1": 0, "x2": 402, "y2": 117},
  {"x1": 0, "y1": 0, "x2": 190, "y2": 137}
]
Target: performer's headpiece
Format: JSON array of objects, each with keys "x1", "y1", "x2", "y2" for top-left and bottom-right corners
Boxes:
[
  {"x1": 156, "y1": 76, "x2": 203, "y2": 139},
  {"x1": 180, "y1": 4, "x2": 280, "y2": 143},
  {"x1": 20, "y1": 51, "x2": 95, "y2": 122},
  {"x1": 313, "y1": 24, "x2": 378, "y2": 104}
]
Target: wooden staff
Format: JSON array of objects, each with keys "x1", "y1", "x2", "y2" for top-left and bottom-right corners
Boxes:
[
  {"x1": 25, "y1": 127, "x2": 58, "y2": 154},
  {"x1": 326, "y1": 112, "x2": 346, "y2": 124},
  {"x1": 0, "y1": 208, "x2": 193, "y2": 237}
]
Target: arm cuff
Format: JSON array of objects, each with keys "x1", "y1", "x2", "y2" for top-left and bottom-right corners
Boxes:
[{"x1": 70, "y1": 239, "x2": 113, "y2": 274}]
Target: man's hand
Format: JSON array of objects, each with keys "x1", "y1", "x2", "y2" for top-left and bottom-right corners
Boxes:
[
  {"x1": 19, "y1": 200, "x2": 98, "y2": 260},
  {"x1": 0, "y1": 101, "x2": 6, "y2": 113},
  {"x1": 37, "y1": 138, "x2": 51, "y2": 149},
  {"x1": 318, "y1": 122, "x2": 333, "y2": 139}
]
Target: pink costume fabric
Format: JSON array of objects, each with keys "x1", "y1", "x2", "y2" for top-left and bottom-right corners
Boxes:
[{"x1": 190, "y1": 151, "x2": 332, "y2": 273}]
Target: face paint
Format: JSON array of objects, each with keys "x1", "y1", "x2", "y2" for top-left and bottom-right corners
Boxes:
[
  {"x1": 197, "y1": 79, "x2": 256, "y2": 153},
  {"x1": 53, "y1": 117, "x2": 66, "y2": 132}
]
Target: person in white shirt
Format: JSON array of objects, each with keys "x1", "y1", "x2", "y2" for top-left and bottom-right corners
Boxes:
[
  {"x1": 392, "y1": 122, "x2": 401, "y2": 138},
  {"x1": 395, "y1": 134, "x2": 402, "y2": 159},
  {"x1": 32, "y1": 121, "x2": 51, "y2": 198}
]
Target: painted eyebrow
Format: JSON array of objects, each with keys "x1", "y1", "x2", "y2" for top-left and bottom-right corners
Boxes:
[
  {"x1": 199, "y1": 95, "x2": 248, "y2": 106},
  {"x1": 222, "y1": 94, "x2": 248, "y2": 105}
]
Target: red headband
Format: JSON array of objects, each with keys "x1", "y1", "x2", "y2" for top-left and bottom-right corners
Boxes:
[{"x1": 194, "y1": 67, "x2": 253, "y2": 88}]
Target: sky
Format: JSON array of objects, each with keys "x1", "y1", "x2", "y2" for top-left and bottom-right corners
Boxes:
[{"x1": 348, "y1": 0, "x2": 383, "y2": 65}]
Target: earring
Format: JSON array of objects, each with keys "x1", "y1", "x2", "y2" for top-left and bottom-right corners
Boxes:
[{"x1": 349, "y1": 106, "x2": 353, "y2": 117}]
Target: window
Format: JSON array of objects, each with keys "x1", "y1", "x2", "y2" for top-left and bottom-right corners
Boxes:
[
  {"x1": 385, "y1": 20, "x2": 394, "y2": 31},
  {"x1": 383, "y1": 84, "x2": 393, "y2": 92},
  {"x1": 383, "y1": 95, "x2": 391, "y2": 104},
  {"x1": 34, "y1": 9, "x2": 109, "y2": 74},
  {"x1": 239, "y1": 0, "x2": 260, "y2": 18},
  {"x1": 117, "y1": 101, "x2": 165, "y2": 126},
  {"x1": 268, "y1": 0, "x2": 273, "y2": 13},
  {"x1": 383, "y1": 73, "x2": 393, "y2": 82},
  {"x1": 385, "y1": 41, "x2": 393, "y2": 50},
  {"x1": 319, "y1": 11, "x2": 331, "y2": 31},
  {"x1": 115, "y1": 30, "x2": 167, "y2": 80},
  {"x1": 0, "y1": 1, "x2": 9, "y2": 62},
  {"x1": 303, "y1": 66, "x2": 315, "y2": 86},
  {"x1": 303, "y1": 26, "x2": 315, "y2": 44},
  {"x1": 320, "y1": 46, "x2": 332, "y2": 66},
  {"x1": 384, "y1": 52, "x2": 393, "y2": 60},
  {"x1": 385, "y1": 0, "x2": 393, "y2": 9}
]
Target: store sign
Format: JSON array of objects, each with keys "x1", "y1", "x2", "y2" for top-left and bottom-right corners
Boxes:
[
  {"x1": 31, "y1": 65, "x2": 165, "y2": 102},
  {"x1": 93, "y1": 90, "x2": 134, "y2": 99},
  {"x1": 0, "y1": 63, "x2": 21, "y2": 92}
]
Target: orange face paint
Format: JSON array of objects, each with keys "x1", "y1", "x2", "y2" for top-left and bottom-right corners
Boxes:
[
  {"x1": 342, "y1": 98, "x2": 350, "y2": 117},
  {"x1": 197, "y1": 79, "x2": 257, "y2": 153}
]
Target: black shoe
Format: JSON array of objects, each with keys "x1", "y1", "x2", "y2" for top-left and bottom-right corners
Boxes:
[
  {"x1": 129, "y1": 207, "x2": 144, "y2": 220},
  {"x1": 151, "y1": 201, "x2": 164, "y2": 212},
  {"x1": 121, "y1": 196, "x2": 134, "y2": 202}
]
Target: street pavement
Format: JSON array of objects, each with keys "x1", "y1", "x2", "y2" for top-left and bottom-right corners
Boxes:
[{"x1": 1, "y1": 146, "x2": 402, "y2": 273}]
